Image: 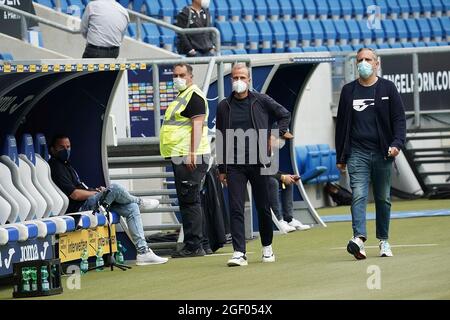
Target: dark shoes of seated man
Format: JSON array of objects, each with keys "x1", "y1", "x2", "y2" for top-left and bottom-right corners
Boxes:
[{"x1": 171, "y1": 246, "x2": 213, "y2": 258}]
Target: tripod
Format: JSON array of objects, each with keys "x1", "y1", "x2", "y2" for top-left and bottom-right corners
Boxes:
[{"x1": 88, "y1": 190, "x2": 131, "y2": 272}]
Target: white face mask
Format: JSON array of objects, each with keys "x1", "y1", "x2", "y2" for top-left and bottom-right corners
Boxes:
[
  {"x1": 232, "y1": 80, "x2": 248, "y2": 94},
  {"x1": 173, "y1": 77, "x2": 187, "y2": 91},
  {"x1": 201, "y1": 0, "x2": 210, "y2": 8}
]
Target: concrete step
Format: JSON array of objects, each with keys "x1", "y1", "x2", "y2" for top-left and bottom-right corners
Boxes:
[
  {"x1": 109, "y1": 172, "x2": 174, "y2": 180},
  {"x1": 108, "y1": 155, "x2": 170, "y2": 168},
  {"x1": 131, "y1": 189, "x2": 177, "y2": 196},
  {"x1": 143, "y1": 224, "x2": 181, "y2": 231},
  {"x1": 141, "y1": 206, "x2": 180, "y2": 213}
]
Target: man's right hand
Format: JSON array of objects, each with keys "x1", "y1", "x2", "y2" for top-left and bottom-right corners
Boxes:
[
  {"x1": 336, "y1": 163, "x2": 347, "y2": 172},
  {"x1": 219, "y1": 173, "x2": 227, "y2": 187}
]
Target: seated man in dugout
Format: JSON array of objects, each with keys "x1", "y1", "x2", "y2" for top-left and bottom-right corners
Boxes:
[{"x1": 48, "y1": 134, "x2": 168, "y2": 266}]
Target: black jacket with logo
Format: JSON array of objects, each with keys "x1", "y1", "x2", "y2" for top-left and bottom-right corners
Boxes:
[{"x1": 215, "y1": 91, "x2": 291, "y2": 174}]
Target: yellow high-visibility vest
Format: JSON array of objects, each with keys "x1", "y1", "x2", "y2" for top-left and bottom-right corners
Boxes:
[{"x1": 160, "y1": 84, "x2": 210, "y2": 157}]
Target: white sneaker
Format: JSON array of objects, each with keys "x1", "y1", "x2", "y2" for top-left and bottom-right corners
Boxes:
[
  {"x1": 379, "y1": 240, "x2": 393, "y2": 257},
  {"x1": 262, "y1": 245, "x2": 275, "y2": 263},
  {"x1": 288, "y1": 218, "x2": 311, "y2": 231},
  {"x1": 227, "y1": 251, "x2": 248, "y2": 267},
  {"x1": 279, "y1": 220, "x2": 296, "y2": 233},
  {"x1": 136, "y1": 248, "x2": 168, "y2": 265},
  {"x1": 346, "y1": 237, "x2": 367, "y2": 260},
  {"x1": 139, "y1": 198, "x2": 160, "y2": 210}
]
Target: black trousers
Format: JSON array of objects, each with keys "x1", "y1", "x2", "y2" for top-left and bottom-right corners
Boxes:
[
  {"x1": 226, "y1": 165, "x2": 273, "y2": 253},
  {"x1": 172, "y1": 161, "x2": 208, "y2": 251},
  {"x1": 82, "y1": 44, "x2": 120, "y2": 58}
]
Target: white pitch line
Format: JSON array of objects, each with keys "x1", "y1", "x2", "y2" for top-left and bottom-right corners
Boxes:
[
  {"x1": 202, "y1": 252, "x2": 255, "y2": 257},
  {"x1": 330, "y1": 244, "x2": 439, "y2": 250}
]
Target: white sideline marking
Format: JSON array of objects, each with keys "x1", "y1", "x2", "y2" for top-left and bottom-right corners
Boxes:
[
  {"x1": 203, "y1": 252, "x2": 255, "y2": 257},
  {"x1": 330, "y1": 244, "x2": 439, "y2": 250}
]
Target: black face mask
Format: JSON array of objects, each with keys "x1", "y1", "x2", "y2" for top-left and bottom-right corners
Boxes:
[{"x1": 56, "y1": 148, "x2": 70, "y2": 162}]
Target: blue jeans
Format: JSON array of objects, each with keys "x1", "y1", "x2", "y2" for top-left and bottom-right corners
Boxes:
[
  {"x1": 79, "y1": 183, "x2": 147, "y2": 253},
  {"x1": 268, "y1": 176, "x2": 294, "y2": 222},
  {"x1": 347, "y1": 148, "x2": 393, "y2": 241}
]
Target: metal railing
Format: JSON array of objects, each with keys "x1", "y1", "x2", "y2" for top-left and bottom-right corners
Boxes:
[{"x1": 0, "y1": 4, "x2": 221, "y2": 55}]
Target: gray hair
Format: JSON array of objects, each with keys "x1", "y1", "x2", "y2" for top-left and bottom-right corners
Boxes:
[
  {"x1": 231, "y1": 62, "x2": 250, "y2": 77},
  {"x1": 357, "y1": 47, "x2": 379, "y2": 61}
]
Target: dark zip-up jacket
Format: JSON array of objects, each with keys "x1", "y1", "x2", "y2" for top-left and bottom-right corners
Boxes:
[
  {"x1": 335, "y1": 77, "x2": 406, "y2": 164},
  {"x1": 216, "y1": 91, "x2": 291, "y2": 174}
]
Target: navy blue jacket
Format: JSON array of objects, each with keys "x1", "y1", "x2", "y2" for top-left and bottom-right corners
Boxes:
[
  {"x1": 216, "y1": 91, "x2": 291, "y2": 174},
  {"x1": 335, "y1": 77, "x2": 406, "y2": 164}
]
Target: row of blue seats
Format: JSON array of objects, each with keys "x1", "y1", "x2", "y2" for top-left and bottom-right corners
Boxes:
[
  {"x1": 216, "y1": 18, "x2": 449, "y2": 53},
  {"x1": 124, "y1": 0, "x2": 448, "y2": 21},
  {"x1": 295, "y1": 144, "x2": 340, "y2": 185},
  {"x1": 0, "y1": 134, "x2": 119, "y2": 245},
  {"x1": 220, "y1": 41, "x2": 450, "y2": 55}
]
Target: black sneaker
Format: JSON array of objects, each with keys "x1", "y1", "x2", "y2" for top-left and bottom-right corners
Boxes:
[
  {"x1": 171, "y1": 247, "x2": 206, "y2": 258},
  {"x1": 204, "y1": 248, "x2": 213, "y2": 255}
]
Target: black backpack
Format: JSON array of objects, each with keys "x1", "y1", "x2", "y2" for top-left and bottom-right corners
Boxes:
[{"x1": 324, "y1": 182, "x2": 353, "y2": 206}]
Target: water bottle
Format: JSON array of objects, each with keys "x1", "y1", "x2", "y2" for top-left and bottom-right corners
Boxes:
[
  {"x1": 41, "y1": 266, "x2": 50, "y2": 291},
  {"x1": 95, "y1": 245, "x2": 104, "y2": 271},
  {"x1": 21, "y1": 267, "x2": 31, "y2": 292},
  {"x1": 30, "y1": 267, "x2": 38, "y2": 291},
  {"x1": 80, "y1": 248, "x2": 89, "y2": 274},
  {"x1": 115, "y1": 241, "x2": 125, "y2": 264}
]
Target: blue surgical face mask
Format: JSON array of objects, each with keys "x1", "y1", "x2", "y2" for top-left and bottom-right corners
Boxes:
[
  {"x1": 357, "y1": 60, "x2": 374, "y2": 79},
  {"x1": 56, "y1": 148, "x2": 70, "y2": 162}
]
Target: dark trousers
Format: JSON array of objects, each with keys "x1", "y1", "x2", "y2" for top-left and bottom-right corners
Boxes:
[
  {"x1": 172, "y1": 161, "x2": 208, "y2": 251},
  {"x1": 227, "y1": 165, "x2": 273, "y2": 253},
  {"x1": 82, "y1": 44, "x2": 120, "y2": 58}
]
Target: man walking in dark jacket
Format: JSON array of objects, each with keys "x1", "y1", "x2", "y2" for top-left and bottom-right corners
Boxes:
[
  {"x1": 216, "y1": 63, "x2": 292, "y2": 267},
  {"x1": 335, "y1": 48, "x2": 406, "y2": 260},
  {"x1": 175, "y1": 0, "x2": 215, "y2": 57}
]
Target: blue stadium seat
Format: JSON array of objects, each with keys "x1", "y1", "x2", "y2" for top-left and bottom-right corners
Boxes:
[
  {"x1": 295, "y1": 146, "x2": 327, "y2": 184},
  {"x1": 228, "y1": 0, "x2": 243, "y2": 19},
  {"x1": 381, "y1": 19, "x2": 396, "y2": 41},
  {"x1": 34, "y1": 0, "x2": 54, "y2": 8},
  {"x1": 117, "y1": 0, "x2": 130, "y2": 8},
  {"x1": 412, "y1": 41, "x2": 426, "y2": 47},
  {"x1": 233, "y1": 48, "x2": 248, "y2": 54},
  {"x1": 339, "y1": 44, "x2": 353, "y2": 51},
  {"x1": 287, "y1": 47, "x2": 302, "y2": 53},
  {"x1": 317, "y1": 144, "x2": 332, "y2": 183},
  {"x1": 302, "y1": 46, "x2": 316, "y2": 52},
  {"x1": 173, "y1": 0, "x2": 188, "y2": 15},
  {"x1": 340, "y1": 0, "x2": 353, "y2": 17},
  {"x1": 408, "y1": 0, "x2": 421, "y2": 16},
  {"x1": 269, "y1": 20, "x2": 287, "y2": 52},
  {"x1": 315, "y1": 0, "x2": 329, "y2": 17},
  {"x1": 242, "y1": 20, "x2": 260, "y2": 53},
  {"x1": 402, "y1": 42, "x2": 414, "y2": 48},
  {"x1": 426, "y1": 41, "x2": 438, "y2": 47},
  {"x1": 159, "y1": 0, "x2": 175, "y2": 21},
  {"x1": 255, "y1": 20, "x2": 273, "y2": 53},
  {"x1": 397, "y1": 0, "x2": 411, "y2": 16},
  {"x1": 440, "y1": 17, "x2": 449, "y2": 39},
  {"x1": 417, "y1": 18, "x2": 432, "y2": 41},
  {"x1": 240, "y1": 0, "x2": 255, "y2": 19},
  {"x1": 314, "y1": 45, "x2": 328, "y2": 52},
  {"x1": 278, "y1": 0, "x2": 293, "y2": 18},
  {"x1": 352, "y1": 44, "x2": 364, "y2": 51},
  {"x1": 420, "y1": 0, "x2": 433, "y2": 16},
  {"x1": 290, "y1": 0, "x2": 305, "y2": 18},
  {"x1": 143, "y1": 0, "x2": 161, "y2": 17},
  {"x1": 377, "y1": 43, "x2": 390, "y2": 49},
  {"x1": 431, "y1": 0, "x2": 444, "y2": 15},
  {"x1": 389, "y1": 43, "x2": 403, "y2": 48},
  {"x1": 327, "y1": 45, "x2": 341, "y2": 51},
  {"x1": 266, "y1": 0, "x2": 281, "y2": 19},
  {"x1": 393, "y1": 19, "x2": 408, "y2": 42},
  {"x1": 372, "y1": 18, "x2": 386, "y2": 43},
  {"x1": 254, "y1": 0, "x2": 268, "y2": 18},
  {"x1": 215, "y1": 21, "x2": 234, "y2": 45},
  {"x1": 333, "y1": 20, "x2": 350, "y2": 44},
  {"x1": 309, "y1": 20, "x2": 324, "y2": 45},
  {"x1": 357, "y1": 20, "x2": 372, "y2": 42},
  {"x1": 429, "y1": 18, "x2": 444, "y2": 41},
  {"x1": 302, "y1": 0, "x2": 317, "y2": 18},
  {"x1": 67, "y1": 0, "x2": 84, "y2": 14},
  {"x1": 133, "y1": 0, "x2": 145, "y2": 12},
  {"x1": 230, "y1": 21, "x2": 247, "y2": 48},
  {"x1": 214, "y1": 0, "x2": 228, "y2": 19},
  {"x1": 351, "y1": 0, "x2": 365, "y2": 18},
  {"x1": 329, "y1": 150, "x2": 340, "y2": 181},
  {"x1": 209, "y1": 0, "x2": 217, "y2": 19},
  {"x1": 127, "y1": 23, "x2": 143, "y2": 39},
  {"x1": 384, "y1": 0, "x2": 400, "y2": 16},
  {"x1": 159, "y1": 27, "x2": 176, "y2": 50},
  {"x1": 321, "y1": 20, "x2": 337, "y2": 45},
  {"x1": 142, "y1": 23, "x2": 160, "y2": 46},
  {"x1": 296, "y1": 20, "x2": 312, "y2": 45},
  {"x1": 327, "y1": 0, "x2": 341, "y2": 17},
  {"x1": 375, "y1": 0, "x2": 388, "y2": 16},
  {"x1": 345, "y1": 20, "x2": 362, "y2": 43},
  {"x1": 405, "y1": 19, "x2": 420, "y2": 41},
  {"x1": 221, "y1": 49, "x2": 234, "y2": 55},
  {"x1": 283, "y1": 19, "x2": 299, "y2": 48}
]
